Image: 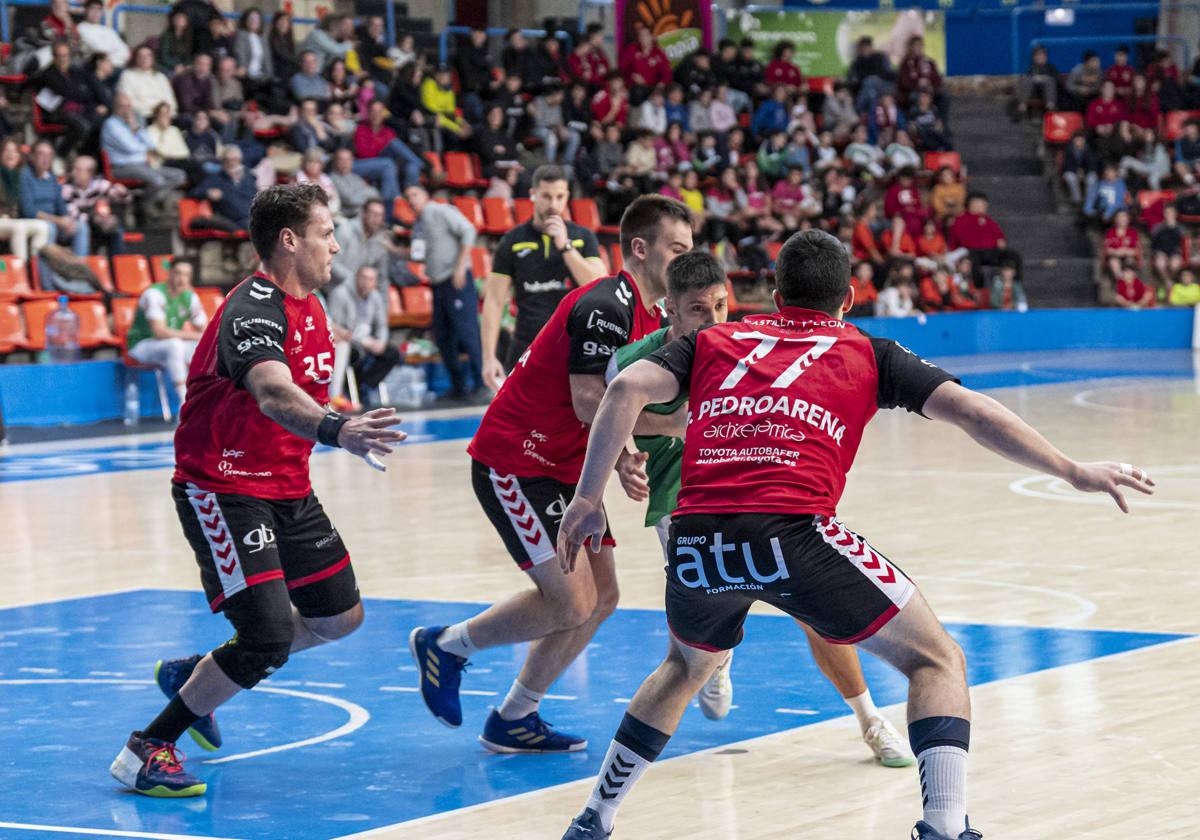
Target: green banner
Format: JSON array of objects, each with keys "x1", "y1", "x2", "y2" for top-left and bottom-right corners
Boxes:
[{"x1": 727, "y1": 9, "x2": 946, "y2": 78}]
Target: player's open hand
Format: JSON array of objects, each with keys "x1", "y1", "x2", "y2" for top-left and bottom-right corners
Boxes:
[
  {"x1": 615, "y1": 449, "x2": 650, "y2": 502},
  {"x1": 337, "y1": 408, "x2": 407, "y2": 460},
  {"x1": 1068, "y1": 461, "x2": 1155, "y2": 513},
  {"x1": 556, "y1": 495, "x2": 606, "y2": 574}
]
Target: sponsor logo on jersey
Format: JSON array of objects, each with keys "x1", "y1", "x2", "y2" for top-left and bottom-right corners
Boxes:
[
  {"x1": 673, "y1": 531, "x2": 789, "y2": 595},
  {"x1": 586, "y1": 309, "x2": 630, "y2": 339},
  {"x1": 694, "y1": 394, "x2": 846, "y2": 444},
  {"x1": 222, "y1": 449, "x2": 244, "y2": 458},
  {"x1": 314, "y1": 527, "x2": 340, "y2": 549},
  {"x1": 305, "y1": 315, "x2": 315, "y2": 332},
  {"x1": 249, "y1": 281, "x2": 275, "y2": 301},
  {"x1": 242, "y1": 524, "x2": 276, "y2": 554},
  {"x1": 216, "y1": 460, "x2": 274, "y2": 479},
  {"x1": 231, "y1": 316, "x2": 284, "y2": 336},
  {"x1": 614, "y1": 280, "x2": 633, "y2": 307},
  {"x1": 237, "y1": 334, "x2": 284, "y2": 355},
  {"x1": 703, "y1": 419, "x2": 806, "y2": 443},
  {"x1": 523, "y1": 279, "x2": 567, "y2": 293}
]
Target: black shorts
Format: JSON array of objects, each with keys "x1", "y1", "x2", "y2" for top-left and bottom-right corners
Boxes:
[
  {"x1": 666, "y1": 513, "x2": 915, "y2": 651},
  {"x1": 472, "y1": 458, "x2": 614, "y2": 570},
  {"x1": 173, "y1": 482, "x2": 359, "y2": 617}
]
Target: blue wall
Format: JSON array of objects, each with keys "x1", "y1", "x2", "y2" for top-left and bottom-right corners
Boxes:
[
  {"x1": 0, "y1": 308, "x2": 1193, "y2": 427},
  {"x1": 778, "y1": 0, "x2": 1160, "y2": 77}
]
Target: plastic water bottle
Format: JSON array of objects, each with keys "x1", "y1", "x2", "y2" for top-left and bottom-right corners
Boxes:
[
  {"x1": 45, "y1": 295, "x2": 80, "y2": 363},
  {"x1": 123, "y1": 378, "x2": 141, "y2": 426}
]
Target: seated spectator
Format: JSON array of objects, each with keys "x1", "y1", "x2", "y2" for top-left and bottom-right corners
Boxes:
[
  {"x1": 949, "y1": 191, "x2": 1024, "y2": 289},
  {"x1": 1064, "y1": 50, "x2": 1102, "y2": 110},
  {"x1": 290, "y1": 98, "x2": 340, "y2": 155},
  {"x1": 157, "y1": 10, "x2": 193, "y2": 76},
  {"x1": 1106, "y1": 45, "x2": 1135, "y2": 98},
  {"x1": 300, "y1": 13, "x2": 353, "y2": 72},
  {"x1": 847, "y1": 260, "x2": 879, "y2": 316},
  {"x1": 1060, "y1": 131, "x2": 1098, "y2": 206},
  {"x1": 882, "y1": 214, "x2": 918, "y2": 267},
  {"x1": 194, "y1": 13, "x2": 234, "y2": 63},
  {"x1": 531, "y1": 85, "x2": 579, "y2": 166},
  {"x1": 675, "y1": 49, "x2": 717, "y2": 100},
  {"x1": 119, "y1": 45, "x2": 178, "y2": 123},
  {"x1": 782, "y1": 127, "x2": 812, "y2": 175},
  {"x1": 897, "y1": 35, "x2": 945, "y2": 115},
  {"x1": 922, "y1": 265, "x2": 978, "y2": 311},
  {"x1": 704, "y1": 168, "x2": 747, "y2": 244},
  {"x1": 1125, "y1": 74, "x2": 1159, "y2": 131},
  {"x1": 821, "y1": 169, "x2": 857, "y2": 220},
  {"x1": 1147, "y1": 48, "x2": 1185, "y2": 110},
  {"x1": 875, "y1": 265, "x2": 918, "y2": 317},
  {"x1": 679, "y1": 169, "x2": 706, "y2": 229},
  {"x1": 86, "y1": 52, "x2": 119, "y2": 115},
  {"x1": 0, "y1": 139, "x2": 54, "y2": 263},
  {"x1": 765, "y1": 41, "x2": 804, "y2": 94},
  {"x1": 624, "y1": 130, "x2": 657, "y2": 187},
  {"x1": 871, "y1": 91, "x2": 903, "y2": 144},
  {"x1": 233, "y1": 8, "x2": 274, "y2": 103},
  {"x1": 1103, "y1": 209, "x2": 1139, "y2": 279},
  {"x1": 812, "y1": 130, "x2": 840, "y2": 173},
  {"x1": 332, "y1": 197, "x2": 394, "y2": 289},
  {"x1": 189, "y1": 145, "x2": 257, "y2": 231},
  {"x1": 751, "y1": 86, "x2": 790, "y2": 139},
  {"x1": 126, "y1": 259, "x2": 206, "y2": 403},
  {"x1": 688, "y1": 88, "x2": 715, "y2": 134},
  {"x1": 884, "y1": 168, "x2": 928, "y2": 233},
  {"x1": 771, "y1": 165, "x2": 819, "y2": 228},
  {"x1": 1151, "y1": 203, "x2": 1184, "y2": 289},
  {"x1": 754, "y1": 130, "x2": 786, "y2": 180},
  {"x1": 931, "y1": 165, "x2": 966, "y2": 221},
  {"x1": 180, "y1": 108, "x2": 221, "y2": 179},
  {"x1": 990, "y1": 264, "x2": 1028, "y2": 311},
  {"x1": 63, "y1": 154, "x2": 128, "y2": 256},
  {"x1": 355, "y1": 98, "x2": 423, "y2": 189},
  {"x1": 328, "y1": 265, "x2": 399, "y2": 405},
  {"x1": 853, "y1": 202, "x2": 887, "y2": 265},
  {"x1": 294, "y1": 148, "x2": 341, "y2": 218},
  {"x1": 844, "y1": 124, "x2": 886, "y2": 178},
  {"x1": 822, "y1": 83, "x2": 860, "y2": 142},
  {"x1": 567, "y1": 23, "x2": 611, "y2": 90},
  {"x1": 909, "y1": 90, "x2": 951, "y2": 151},
  {"x1": 739, "y1": 160, "x2": 783, "y2": 238},
  {"x1": 664, "y1": 83, "x2": 688, "y2": 130},
  {"x1": 476, "y1": 104, "x2": 522, "y2": 191},
  {"x1": 417, "y1": 65, "x2": 471, "y2": 144},
  {"x1": 325, "y1": 58, "x2": 360, "y2": 112},
  {"x1": 1173, "y1": 120, "x2": 1200, "y2": 185},
  {"x1": 329, "y1": 146, "x2": 382, "y2": 220},
  {"x1": 502, "y1": 29, "x2": 540, "y2": 91},
  {"x1": 731, "y1": 37, "x2": 768, "y2": 104},
  {"x1": 726, "y1": 127, "x2": 750, "y2": 169},
  {"x1": 916, "y1": 216, "x2": 949, "y2": 271},
  {"x1": 1084, "y1": 164, "x2": 1128, "y2": 223},
  {"x1": 711, "y1": 85, "x2": 738, "y2": 134},
  {"x1": 1168, "y1": 267, "x2": 1200, "y2": 306},
  {"x1": 533, "y1": 34, "x2": 569, "y2": 91},
  {"x1": 41, "y1": 0, "x2": 79, "y2": 51},
  {"x1": 691, "y1": 133, "x2": 723, "y2": 176},
  {"x1": 1013, "y1": 45, "x2": 1057, "y2": 118},
  {"x1": 36, "y1": 40, "x2": 107, "y2": 156},
  {"x1": 1120, "y1": 125, "x2": 1169, "y2": 191},
  {"x1": 78, "y1": 0, "x2": 129, "y2": 67},
  {"x1": 291, "y1": 50, "x2": 332, "y2": 106},
  {"x1": 172, "y1": 52, "x2": 218, "y2": 128},
  {"x1": 1115, "y1": 260, "x2": 1154, "y2": 307},
  {"x1": 101, "y1": 93, "x2": 188, "y2": 211},
  {"x1": 269, "y1": 11, "x2": 299, "y2": 84},
  {"x1": 847, "y1": 36, "x2": 896, "y2": 114},
  {"x1": 886, "y1": 129, "x2": 923, "y2": 171},
  {"x1": 355, "y1": 15, "x2": 395, "y2": 89},
  {"x1": 619, "y1": 25, "x2": 671, "y2": 104},
  {"x1": 1086, "y1": 80, "x2": 1126, "y2": 129}
]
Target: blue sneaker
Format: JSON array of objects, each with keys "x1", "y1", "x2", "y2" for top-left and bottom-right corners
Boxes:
[
  {"x1": 912, "y1": 819, "x2": 983, "y2": 839},
  {"x1": 155, "y1": 656, "x2": 222, "y2": 751},
  {"x1": 110, "y1": 731, "x2": 206, "y2": 797},
  {"x1": 562, "y1": 807, "x2": 610, "y2": 839},
  {"x1": 408, "y1": 625, "x2": 467, "y2": 727},
  {"x1": 479, "y1": 708, "x2": 588, "y2": 753}
]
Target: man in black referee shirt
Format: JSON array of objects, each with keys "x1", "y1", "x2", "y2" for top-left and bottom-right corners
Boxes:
[{"x1": 481, "y1": 165, "x2": 608, "y2": 390}]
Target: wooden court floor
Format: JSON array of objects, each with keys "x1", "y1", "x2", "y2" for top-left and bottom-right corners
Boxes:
[{"x1": 3, "y1": 374, "x2": 1198, "y2": 839}]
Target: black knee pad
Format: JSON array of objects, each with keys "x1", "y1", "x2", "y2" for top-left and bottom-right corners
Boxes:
[{"x1": 212, "y1": 582, "x2": 294, "y2": 689}]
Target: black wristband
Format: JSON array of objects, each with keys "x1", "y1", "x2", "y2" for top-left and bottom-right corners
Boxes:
[{"x1": 317, "y1": 411, "x2": 349, "y2": 448}]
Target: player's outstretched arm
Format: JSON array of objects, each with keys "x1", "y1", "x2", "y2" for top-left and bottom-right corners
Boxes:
[
  {"x1": 480, "y1": 272, "x2": 512, "y2": 390},
  {"x1": 922, "y1": 381, "x2": 1155, "y2": 513},
  {"x1": 245, "y1": 361, "x2": 407, "y2": 462},
  {"x1": 557, "y1": 360, "x2": 683, "y2": 571}
]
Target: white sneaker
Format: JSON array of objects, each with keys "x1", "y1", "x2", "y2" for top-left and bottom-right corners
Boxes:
[
  {"x1": 697, "y1": 651, "x2": 733, "y2": 720},
  {"x1": 863, "y1": 716, "x2": 915, "y2": 767}
]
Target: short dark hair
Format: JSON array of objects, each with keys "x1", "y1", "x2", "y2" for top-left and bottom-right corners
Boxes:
[
  {"x1": 667, "y1": 249, "x2": 725, "y2": 299},
  {"x1": 248, "y1": 183, "x2": 330, "y2": 260},
  {"x1": 362, "y1": 197, "x2": 386, "y2": 215},
  {"x1": 966, "y1": 190, "x2": 988, "y2": 205},
  {"x1": 774, "y1": 229, "x2": 851, "y2": 314},
  {"x1": 586, "y1": 22, "x2": 604, "y2": 37},
  {"x1": 531, "y1": 164, "x2": 567, "y2": 187},
  {"x1": 619, "y1": 195, "x2": 693, "y2": 259}
]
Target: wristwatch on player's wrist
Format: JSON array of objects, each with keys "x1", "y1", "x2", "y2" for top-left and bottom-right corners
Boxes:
[
  {"x1": 559, "y1": 241, "x2": 575, "y2": 254},
  {"x1": 318, "y1": 411, "x2": 350, "y2": 448}
]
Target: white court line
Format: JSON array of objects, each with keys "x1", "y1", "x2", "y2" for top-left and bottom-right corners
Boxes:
[
  {"x1": 332, "y1": 633, "x2": 1200, "y2": 839},
  {"x1": 1009, "y1": 473, "x2": 1200, "y2": 511},
  {"x1": 929, "y1": 575, "x2": 1098, "y2": 626},
  {"x1": 0, "y1": 822, "x2": 247, "y2": 840},
  {"x1": 775, "y1": 708, "x2": 820, "y2": 716},
  {"x1": 1071, "y1": 386, "x2": 1137, "y2": 414},
  {"x1": 0, "y1": 679, "x2": 368, "y2": 767}
]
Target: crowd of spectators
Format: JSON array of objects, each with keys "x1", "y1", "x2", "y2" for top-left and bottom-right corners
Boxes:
[{"x1": 1018, "y1": 43, "x2": 1200, "y2": 306}]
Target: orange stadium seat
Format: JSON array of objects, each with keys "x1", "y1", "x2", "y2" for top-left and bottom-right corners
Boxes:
[
  {"x1": 1043, "y1": 111, "x2": 1082, "y2": 144},
  {"x1": 482, "y1": 197, "x2": 514, "y2": 235},
  {"x1": 1161, "y1": 110, "x2": 1200, "y2": 142},
  {"x1": 0, "y1": 256, "x2": 52, "y2": 300},
  {"x1": 444, "y1": 152, "x2": 488, "y2": 190},
  {"x1": 193, "y1": 286, "x2": 224, "y2": 319},
  {"x1": 423, "y1": 151, "x2": 445, "y2": 182},
  {"x1": 112, "y1": 254, "x2": 153, "y2": 296},
  {"x1": 597, "y1": 246, "x2": 612, "y2": 273},
  {"x1": 609, "y1": 243, "x2": 624, "y2": 273},
  {"x1": 101, "y1": 150, "x2": 143, "y2": 189},
  {"x1": 0, "y1": 301, "x2": 32, "y2": 353},
  {"x1": 924, "y1": 151, "x2": 961, "y2": 174},
  {"x1": 806, "y1": 76, "x2": 836, "y2": 96},
  {"x1": 514, "y1": 197, "x2": 534, "y2": 225},
  {"x1": 111, "y1": 296, "x2": 137, "y2": 341},
  {"x1": 1137, "y1": 190, "x2": 1176, "y2": 227},
  {"x1": 20, "y1": 299, "x2": 57, "y2": 350},
  {"x1": 69, "y1": 300, "x2": 121, "y2": 349},
  {"x1": 395, "y1": 285, "x2": 433, "y2": 329},
  {"x1": 386, "y1": 284, "x2": 404, "y2": 328},
  {"x1": 32, "y1": 101, "x2": 66, "y2": 136},
  {"x1": 453, "y1": 196, "x2": 485, "y2": 230},
  {"x1": 178, "y1": 198, "x2": 248, "y2": 241},
  {"x1": 393, "y1": 197, "x2": 417, "y2": 228},
  {"x1": 470, "y1": 246, "x2": 492, "y2": 278},
  {"x1": 407, "y1": 261, "x2": 429, "y2": 283},
  {"x1": 151, "y1": 254, "x2": 173, "y2": 284},
  {"x1": 569, "y1": 198, "x2": 619, "y2": 236},
  {"x1": 85, "y1": 255, "x2": 114, "y2": 294}
]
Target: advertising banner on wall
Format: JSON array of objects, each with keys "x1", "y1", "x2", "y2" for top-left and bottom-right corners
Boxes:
[
  {"x1": 727, "y1": 9, "x2": 946, "y2": 77},
  {"x1": 615, "y1": 0, "x2": 714, "y2": 66}
]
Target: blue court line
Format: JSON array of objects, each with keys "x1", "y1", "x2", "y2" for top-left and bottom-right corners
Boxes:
[{"x1": 0, "y1": 589, "x2": 1187, "y2": 840}]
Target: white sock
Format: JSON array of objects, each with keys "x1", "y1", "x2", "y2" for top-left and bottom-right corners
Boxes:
[
  {"x1": 918, "y1": 746, "x2": 968, "y2": 837},
  {"x1": 584, "y1": 739, "x2": 653, "y2": 832},
  {"x1": 844, "y1": 689, "x2": 881, "y2": 733},
  {"x1": 435, "y1": 622, "x2": 478, "y2": 658},
  {"x1": 497, "y1": 679, "x2": 543, "y2": 721}
]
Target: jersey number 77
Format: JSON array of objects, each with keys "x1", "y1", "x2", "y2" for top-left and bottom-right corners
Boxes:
[{"x1": 718, "y1": 332, "x2": 839, "y2": 391}]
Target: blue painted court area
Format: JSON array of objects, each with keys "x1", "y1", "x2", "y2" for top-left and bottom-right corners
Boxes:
[
  {"x1": 0, "y1": 590, "x2": 1186, "y2": 840},
  {"x1": 1, "y1": 348, "x2": 1195, "y2": 484}
]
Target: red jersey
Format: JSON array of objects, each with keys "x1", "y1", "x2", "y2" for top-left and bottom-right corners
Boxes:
[
  {"x1": 174, "y1": 273, "x2": 333, "y2": 498},
  {"x1": 1117, "y1": 275, "x2": 1150, "y2": 305},
  {"x1": 648, "y1": 309, "x2": 956, "y2": 516},
  {"x1": 568, "y1": 48, "x2": 611, "y2": 86},
  {"x1": 619, "y1": 43, "x2": 671, "y2": 88},
  {"x1": 1104, "y1": 226, "x2": 1139, "y2": 256},
  {"x1": 765, "y1": 60, "x2": 804, "y2": 89},
  {"x1": 1105, "y1": 64, "x2": 1135, "y2": 96},
  {"x1": 1086, "y1": 97, "x2": 1125, "y2": 128},
  {"x1": 949, "y1": 212, "x2": 1006, "y2": 250},
  {"x1": 898, "y1": 56, "x2": 942, "y2": 100},
  {"x1": 591, "y1": 89, "x2": 629, "y2": 125},
  {"x1": 469, "y1": 271, "x2": 662, "y2": 483}
]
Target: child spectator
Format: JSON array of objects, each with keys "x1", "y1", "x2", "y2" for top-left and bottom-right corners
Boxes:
[
  {"x1": 1151, "y1": 204, "x2": 1185, "y2": 289},
  {"x1": 765, "y1": 41, "x2": 804, "y2": 93},
  {"x1": 692, "y1": 133, "x2": 723, "y2": 176},
  {"x1": 884, "y1": 168, "x2": 928, "y2": 234},
  {"x1": 1125, "y1": 75, "x2": 1159, "y2": 131},
  {"x1": 885, "y1": 129, "x2": 922, "y2": 172},
  {"x1": 931, "y1": 165, "x2": 966, "y2": 221},
  {"x1": 1120, "y1": 125, "x2": 1170, "y2": 191},
  {"x1": 875, "y1": 264, "x2": 918, "y2": 317},
  {"x1": 990, "y1": 265, "x2": 1029, "y2": 311},
  {"x1": 1084, "y1": 164, "x2": 1128, "y2": 223},
  {"x1": 852, "y1": 202, "x2": 887, "y2": 265},
  {"x1": 845, "y1": 124, "x2": 886, "y2": 178},
  {"x1": 813, "y1": 130, "x2": 840, "y2": 172},
  {"x1": 1060, "y1": 132, "x2": 1099, "y2": 206},
  {"x1": 1173, "y1": 120, "x2": 1200, "y2": 184},
  {"x1": 1168, "y1": 267, "x2": 1200, "y2": 306},
  {"x1": 908, "y1": 90, "x2": 951, "y2": 151},
  {"x1": 771, "y1": 166, "x2": 818, "y2": 228},
  {"x1": 757, "y1": 131, "x2": 789, "y2": 180},
  {"x1": 751, "y1": 86, "x2": 790, "y2": 139},
  {"x1": 1103, "y1": 209, "x2": 1140, "y2": 280},
  {"x1": 848, "y1": 260, "x2": 879, "y2": 316},
  {"x1": 1115, "y1": 261, "x2": 1155, "y2": 307},
  {"x1": 1086, "y1": 80, "x2": 1126, "y2": 129},
  {"x1": 664, "y1": 84, "x2": 688, "y2": 130},
  {"x1": 1105, "y1": 45, "x2": 1135, "y2": 98}
]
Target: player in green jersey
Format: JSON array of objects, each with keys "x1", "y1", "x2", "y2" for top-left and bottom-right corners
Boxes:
[{"x1": 607, "y1": 249, "x2": 913, "y2": 767}]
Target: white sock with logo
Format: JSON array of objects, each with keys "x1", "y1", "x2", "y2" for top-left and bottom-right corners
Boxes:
[
  {"x1": 435, "y1": 622, "x2": 478, "y2": 658},
  {"x1": 497, "y1": 679, "x2": 543, "y2": 721},
  {"x1": 844, "y1": 689, "x2": 881, "y2": 733},
  {"x1": 584, "y1": 739, "x2": 653, "y2": 832},
  {"x1": 918, "y1": 746, "x2": 968, "y2": 837}
]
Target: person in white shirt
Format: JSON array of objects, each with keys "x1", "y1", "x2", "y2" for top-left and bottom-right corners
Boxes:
[
  {"x1": 117, "y1": 45, "x2": 178, "y2": 120},
  {"x1": 634, "y1": 86, "x2": 667, "y2": 134},
  {"x1": 78, "y1": 0, "x2": 130, "y2": 66},
  {"x1": 126, "y1": 260, "x2": 207, "y2": 401}
]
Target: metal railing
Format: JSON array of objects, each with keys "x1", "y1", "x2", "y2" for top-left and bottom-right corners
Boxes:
[{"x1": 437, "y1": 26, "x2": 574, "y2": 67}]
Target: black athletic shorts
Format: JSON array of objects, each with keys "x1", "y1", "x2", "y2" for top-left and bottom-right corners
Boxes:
[
  {"x1": 173, "y1": 482, "x2": 359, "y2": 617},
  {"x1": 666, "y1": 513, "x2": 915, "y2": 651},
  {"x1": 471, "y1": 458, "x2": 614, "y2": 570}
]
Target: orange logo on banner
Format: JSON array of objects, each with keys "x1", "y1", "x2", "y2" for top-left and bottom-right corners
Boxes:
[{"x1": 635, "y1": 0, "x2": 694, "y2": 36}]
